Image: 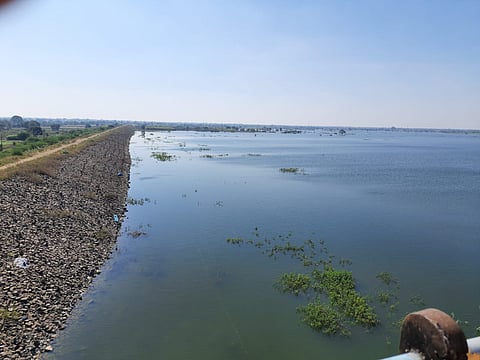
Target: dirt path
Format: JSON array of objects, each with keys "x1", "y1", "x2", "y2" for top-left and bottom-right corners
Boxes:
[{"x1": 0, "y1": 129, "x2": 110, "y2": 173}]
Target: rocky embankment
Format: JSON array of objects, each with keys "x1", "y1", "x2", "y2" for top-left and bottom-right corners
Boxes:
[{"x1": 0, "y1": 126, "x2": 134, "y2": 359}]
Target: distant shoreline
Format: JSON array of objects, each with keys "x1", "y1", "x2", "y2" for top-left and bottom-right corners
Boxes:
[
  {"x1": 0, "y1": 126, "x2": 134, "y2": 359},
  {"x1": 1, "y1": 117, "x2": 479, "y2": 134}
]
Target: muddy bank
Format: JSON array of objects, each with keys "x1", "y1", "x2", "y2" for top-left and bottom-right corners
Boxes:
[{"x1": 0, "y1": 126, "x2": 134, "y2": 359}]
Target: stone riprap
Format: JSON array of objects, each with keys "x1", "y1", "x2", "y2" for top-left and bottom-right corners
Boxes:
[{"x1": 0, "y1": 126, "x2": 134, "y2": 359}]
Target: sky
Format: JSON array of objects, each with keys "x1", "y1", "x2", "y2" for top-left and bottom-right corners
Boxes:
[{"x1": 1, "y1": 0, "x2": 479, "y2": 129}]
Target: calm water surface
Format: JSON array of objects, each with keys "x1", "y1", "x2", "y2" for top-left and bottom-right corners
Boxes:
[{"x1": 45, "y1": 129, "x2": 480, "y2": 360}]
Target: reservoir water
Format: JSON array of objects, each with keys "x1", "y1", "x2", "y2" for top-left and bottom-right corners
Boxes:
[{"x1": 45, "y1": 129, "x2": 480, "y2": 360}]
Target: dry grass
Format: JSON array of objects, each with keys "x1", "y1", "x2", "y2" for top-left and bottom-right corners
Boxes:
[{"x1": 84, "y1": 191, "x2": 98, "y2": 200}]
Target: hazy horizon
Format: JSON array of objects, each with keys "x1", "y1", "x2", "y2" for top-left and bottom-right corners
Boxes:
[{"x1": 1, "y1": 1, "x2": 479, "y2": 130}]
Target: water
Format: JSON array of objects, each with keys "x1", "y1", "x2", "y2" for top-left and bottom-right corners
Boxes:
[{"x1": 45, "y1": 129, "x2": 480, "y2": 360}]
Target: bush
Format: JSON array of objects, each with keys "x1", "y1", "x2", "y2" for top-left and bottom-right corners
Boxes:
[{"x1": 7, "y1": 131, "x2": 30, "y2": 141}]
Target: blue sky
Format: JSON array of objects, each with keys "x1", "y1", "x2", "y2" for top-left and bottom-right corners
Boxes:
[{"x1": 1, "y1": 0, "x2": 479, "y2": 129}]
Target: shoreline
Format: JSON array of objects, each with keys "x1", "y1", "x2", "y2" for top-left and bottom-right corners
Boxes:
[{"x1": 0, "y1": 126, "x2": 134, "y2": 359}]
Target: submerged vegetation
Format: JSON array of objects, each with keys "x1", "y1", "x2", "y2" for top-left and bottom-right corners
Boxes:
[
  {"x1": 279, "y1": 167, "x2": 306, "y2": 175},
  {"x1": 151, "y1": 152, "x2": 176, "y2": 161},
  {"x1": 227, "y1": 231, "x2": 380, "y2": 336},
  {"x1": 280, "y1": 167, "x2": 300, "y2": 173},
  {"x1": 126, "y1": 197, "x2": 151, "y2": 205},
  {"x1": 225, "y1": 230, "x2": 435, "y2": 337}
]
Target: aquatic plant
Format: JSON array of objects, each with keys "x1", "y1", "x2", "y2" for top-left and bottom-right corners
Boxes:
[
  {"x1": 151, "y1": 152, "x2": 175, "y2": 161},
  {"x1": 376, "y1": 271, "x2": 397, "y2": 286},
  {"x1": 226, "y1": 232, "x2": 378, "y2": 336},
  {"x1": 126, "y1": 197, "x2": 151, "y2": 205},
  {"x1": 275, "y1": 273, "x2": 311, "y2": 296},
  {"x1": 128, "y1": 231, "x2": 147, "y2": 238},
  {"x1": 279, "y1": 167, "x2": 306, "y2": 175},
  {"x1": 409, "y1": 295, "x2": 426, "y2": 307},
  {"x1": 313, "y1": 266, "x2": 378, "y2": 328},
  {"x1": 280, "y1": 167, "x2": 299, "y2": 173},
  {"x1": 226, "y1": 237, "x2": 244, "y2": 245},
  {"x1": 297, "y1": 302, "x2": 347, "y2": 335},
  {"x1": 377, "y1": 291, "x2": 394, "y2": 305}
]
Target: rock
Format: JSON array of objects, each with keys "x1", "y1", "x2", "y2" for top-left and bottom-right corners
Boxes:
[{"x1": 0, "y1": 126, "x2": 134, "y2": 359}]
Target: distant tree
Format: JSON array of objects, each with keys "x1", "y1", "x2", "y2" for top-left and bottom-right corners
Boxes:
[
  {"x1": 50, "y1": 124, "x2": 61, "y2": 131},
  {"x1": 85, "y1": 123, "x2": 92, "y2": 128},
  {"x1": 7, "y1": 131, "x2": 30, "y2": 141},
  {"x1": 0, "y1": 119, "x2": 11, "y2": 130},
  {"x1": 25, "y1": 120, "x2": 43, "y2": 136},
  {"x1": 10, "y1": 115, "x2": 24, "y2": 128}
]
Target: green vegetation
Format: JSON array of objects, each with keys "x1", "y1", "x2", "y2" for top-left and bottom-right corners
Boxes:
[
  {"x1": 227, "y1": 232, "x2": 379, "y2": 336},
  {"x1": 280, "y1": 167, "x2": 299, "y2": 173},
  {"x1": 225, "y1": 230, "x2": 472, "y2": 339},
  {"x1": 279, "y1": 167, "x2": 306, "y2": 175},
  {"x1": 0, "y1": 307, "x2": 20, "y2": 322},
  {"x1": 376, "y1": 271, "x2": 397, "y2": 286},
  {"x1": 313, "y1": 267, "x2": 378, "y2": 328},
  {"x1": 151, "y1": 152, "x2": 176, "y2": 161},
  {"x1": 126, "y1": 197, "x2": 151, "y2": 205},
  {"x1": 0, "y1": 126, "x2": 106, "y2": 163},
  {"x1": 128, "y1": 231, "x2": 147, "y2": 238},
  {"x1": 275, "y1": 273, "x2": 311, "y2": 296},
  {"x1": 297, "y1": 302, "x2": 346, "y2": 335},
  {"x1": 94, "y1": 229, "x2": 110, "y2": 240},
  {"x1": 226, "y1": 237, "x2": 244, "y2": 245}
]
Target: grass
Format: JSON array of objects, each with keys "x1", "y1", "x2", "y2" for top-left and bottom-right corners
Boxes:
[
  {"x1": 0, "y1": 127, "x2": 106, "y2": 163},
  {"x1": 0, "y1": 126, "x2": 128, "y2": 181},
  {"x1": 94, "y1": 229, "x2": 110, "y2": 240},
  {"x1": 44, "y1": 209, "x2": 78, "y2": 218},
  {"x1": 0, "y1": 307, "x2": 20, "y2": 322}
]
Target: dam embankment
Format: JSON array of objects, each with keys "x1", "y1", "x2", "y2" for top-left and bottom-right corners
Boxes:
[{"x1": 0, "y1": 126, "x2": 134, "y2": 359}]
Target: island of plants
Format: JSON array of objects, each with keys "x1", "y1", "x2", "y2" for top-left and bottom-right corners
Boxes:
[{"x1": 226, "y1": 230, "x2": 433, "y2": 337}]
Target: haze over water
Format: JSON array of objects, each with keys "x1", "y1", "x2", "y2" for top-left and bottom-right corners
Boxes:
[{"x1": 45, "y1": 128, "x2": 480, "y2": 360}]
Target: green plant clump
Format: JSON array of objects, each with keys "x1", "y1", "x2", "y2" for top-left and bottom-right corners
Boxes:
[
  {"x1": 297, "y1": 302, "x2": 347, "y2": 335},
  {"x1": 152, "y1": 152, "x2": 175, "y2": 161},
  {"x1": 0, "y1": 307, "x2": 20, "y2": 322},
  {"x1": 275, "y1": 273, "x2": 311, "y2": 296},
  {"x1": 280, "y1": 167, "x2": 299, "y2": 173},
  {"x1": 226, "y1": 237, "x2": 244, "y2": 245},
  {"x1": 226, "y1": 232, "x2": 379, "y2": 336}
]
